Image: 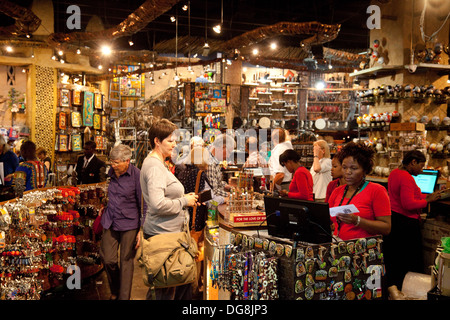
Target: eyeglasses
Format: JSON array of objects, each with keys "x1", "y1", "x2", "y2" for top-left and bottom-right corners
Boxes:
[{"x1": 110, "y1": 160, "x2": 125, "y2": 166}]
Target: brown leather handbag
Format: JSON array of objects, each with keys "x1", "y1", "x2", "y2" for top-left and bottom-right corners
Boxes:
[{"x1": 191, "y1": 169, "x2": 205, "y2": 261}]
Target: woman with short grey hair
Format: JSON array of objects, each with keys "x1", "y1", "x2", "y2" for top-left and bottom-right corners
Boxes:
[
  {"x1": 99, "y1": 143, "x2": 145, "y2": 300},
  {"x1": 109, "y1": 144, "x2": 133, "y2": 162}
]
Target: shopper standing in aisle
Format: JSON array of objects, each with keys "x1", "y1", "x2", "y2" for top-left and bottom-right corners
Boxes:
[
  {"x1": 74, "y1": 140, "x2": 106, "y2": 185},
  {"x1": 328, "y1": 141, "x2": 391, "y2": 241},
  {"x1": 0, "y1": 135, "x2": 19, "y2": 186},
  {"x1": 278, "y1": 149, "x2": 314, "y2": 201},
  {"x1": 140, "y1": 119, "x2": 198, "y2": 300},
  {"x1": 384, "y1": 150, "x2": 443, "y2": 290},
  {"x1": 36, "y1": 147, "x2": 52, "y2": 172},
  {"x1": 206, "y1": 133, "x2": 234, "y2": 200},
  {"x1": 325, "y1": 150, "x2": 345, "y2": 203},
  {"x1": 99, "y1": 144, "x2": 145, "y2": 300},
  {"x1": 13, "y1": 140, "x2": 48, "y2": 191},
  {"x1": 309, "y1": 140, "x2": 332, "y2": 201},
  {"x1": 269, "y1": 128, "x2": 293, "y2": 192}
]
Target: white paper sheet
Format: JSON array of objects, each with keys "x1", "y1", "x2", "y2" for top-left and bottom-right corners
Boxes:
[{"x1": 329, "y1": 204, "x2": 359, "y2": 217}]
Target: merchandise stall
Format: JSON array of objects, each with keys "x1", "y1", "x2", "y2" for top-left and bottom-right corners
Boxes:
[{"x1": 0, "y1": 183, "x2": 106, "y2": 299}]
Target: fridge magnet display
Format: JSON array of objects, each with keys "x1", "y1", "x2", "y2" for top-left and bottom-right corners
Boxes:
[
  {"x1": 94, "y1": 93, "x2": 103, "y2": 110},
  {"x1": 71, "y1": 111, "x2": 82, "y2": 127},
  {"x1": 58, "y1": 112, "x2": 67, "y2": 130},
  {"x1": 59, "y1": 88, "x2": 71, "y2": 107},
  {"x1": 59, "y1": 134, "x2": 68, "y2": 152},
  {"x1": 83, "y1": 91, "x2": 94, "y2": 126},
  {"x1": 93, "y1": 114, "x2": 101, "y2": 130},
  {"x1": 72, "y1": 89, "x2": 82, "y2": 106},
  {"x1": 72, "y1": 134, "x2": 82, "y2": 151}
]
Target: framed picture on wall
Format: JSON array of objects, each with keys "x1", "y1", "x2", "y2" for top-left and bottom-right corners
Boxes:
[
  {"x1": 93, "y1": 114, "x2": 101, "y2": 130},
  {"x1": 59, "y1": 88, "x2": 71, "y2": 107},
  {"x1": 72, "y1": 134, "x2": 82, "y2": 151},
  {"x1": 95, "y1": 135, "x2": 103, "y2": 150},
  {"x1": 83, "y1": 91, "x2": 94, "y2": 126},
  {"x1": 72, "y1": 89, "x2": 82, "y2": 106},
  {"x1": 102, "y1": 115, "x2": 107, "y2": 131},
  {"x1": 58, "y1": 112, "x2": 67, "y2": 130},
  {"x1": 94, "y1": 93, "x2": 103, "y2": 110},
  {"x1": 59, "y1": 134, "x2": 68, "y2": 152},
  {"x1": 71, "y1": 111, "x2": 82, "y2": 127}
]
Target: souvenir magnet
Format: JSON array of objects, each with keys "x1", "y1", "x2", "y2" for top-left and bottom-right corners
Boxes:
[
  {"x1": 344, "y1": 270, "x2": 352, "y2": 283},
  {"x1": 367, "y1": 238, "x2": 377, "y2": 249},
  {"x1": 296, "y1": 262, "x2": 306, "y2": 277},
  {"x1": 285, "y1": 245, "x2": 292, "y2": 258},
  {"x1": 347, "y1": 242, "x2": 355, "y2": 254},
  {"x1": 328, "y1": 266, "x2": 338, "y2": 278},
  {"x1": 333, "y1": 282, "x2": 344, "y2": 293},
  {"x1": 276, "y1": 244, "x2": 284, "y2": 256},
  {"x1": 330, "y1": 243, "x2": 338, "y2": 260},
  {"x1": 318, "y1": 246, "x2": 327, "y2": 262},
  {"x1": 346, "y1": 291, "x2": 356, "y2": 300},
  {"x1": 368, "y1": 249, "x2": 376, "y2": 261},
  {"x1": 263, "y1": 239, "x2": 270, "y2": 251},
  {"x1": 305, "y1": 286, "x2": 314, "y2": 300},
  {"x1": 305, "y1": 274, "x2": 315, "y2": 287},
  {"x1": 314, "y1": 282, "x2": 326, "y2": 294},
  {"x1": 296, "y1": 248, "x2": 305, "y2": 262},
  {"x1": 254, "y1": 238, "x2": 263, "y2": 249},
  {"x1": 247, "y1": 237, "x2": 254, "y2": 249},
  {"x1": 242, "y1": 234, "x2": 248, "y2": 247},
  {"x1": 229, "y1": 233, "x2": 236, "y2": 245},
  {"x1": 234, "y1": 233, "x2": 242, "y2": 245},
  {"x1": 338, "y1": 242, "x2": 347, "y2": 254},
  {"x1": 306, "y1": 246, "x2": 314, "y2": 259},
  {"x1": 268, "y1": 241, "x2": 277, "y2": 255},
  {"x1": 338, "y1": 256, "x2": 351, "y2": 272},
  {"x1": 315, "y1": 270, "x2": 327, "y2": 281},
  {"x1": 305, "y1": 259, "x2": 315, "y2": 274},
  {"x1": 355, "y1": 238, "x2": 367, "y2": 254},
  {"x1": 344, "y1": 283, "x2": 353, "y2": 293},
  {"x1": 295, "y1": 279, "x2": 304, "y2": 293}
]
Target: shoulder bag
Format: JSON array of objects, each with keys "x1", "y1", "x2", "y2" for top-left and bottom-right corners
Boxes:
[{"x1": 137, "y1": 214, "x2": 198, "y2": 290}]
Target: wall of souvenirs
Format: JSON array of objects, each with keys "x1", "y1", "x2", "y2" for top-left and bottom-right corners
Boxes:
[
  {"x1": 0, "y1": 183, "x2": 105, "y2": 300},
  {"x1": 55, "y1": 83, "x2": 110, "y2": 184}
]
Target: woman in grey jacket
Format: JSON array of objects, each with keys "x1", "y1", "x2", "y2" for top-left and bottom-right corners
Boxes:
[{"x1": 140, "y1": 119, "x2": 198, "y2": 300}]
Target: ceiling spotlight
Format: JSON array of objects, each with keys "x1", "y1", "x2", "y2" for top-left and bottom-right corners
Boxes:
[
  {"x1": 170, "y1": 16, "x2": 176, "y2": 22},
  {"x1": 98, "y1": 65, "x2": 103, "y2": 70},
  {"x1": 6, "y1": 46, "x2": 13, "y2": 53},
  {"x1": 60, "y1": 59, "x2": 65, "y2": 64},
  {"x1": 101, "y1": 45, "x2": 112, "y2": 56},
  {"x1": 270, "y1": 42, "x2": 277, "y2": 50},
  {"x1": 51, "y1": 55, "x2": 56, "y2": 60},
  {"x1": 174, "y1": 74, "x2": 180, "y2": 81},
  {"x1": 252, "y1": 48, "x2": 259, "y2": 55},
  {"x1": 22, "y1": 68, "x2": 26, "y2": 73},
  {"x1": 213, "y1": 24, "x2": 222, "y2": 34},
  {"x1": 128, "y1": 37, "x2": 134, "y2": 46},
  {"x1": 76, "y1": 48, "x2": 81, "y2": 54},
  {"x1": 58, "y1": 50, "x2": 64, "y2": 56},
  {"x1": 328, "y1": 64, "x2": 333, "y2": 70},
  {"x1": 26, "y1": 34, "x2": 31, "y2": 39},
  {"x1": 182, "y1": 4, "x2": 188, "y2": 11}
]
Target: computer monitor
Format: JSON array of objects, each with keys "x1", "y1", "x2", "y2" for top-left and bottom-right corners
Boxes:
[
  {"x1": 413, "y1": 169, "x2": 439, "y2": 194},
  {"x1": 263, "y1": 196, "x2": 332, "y2": 244}
]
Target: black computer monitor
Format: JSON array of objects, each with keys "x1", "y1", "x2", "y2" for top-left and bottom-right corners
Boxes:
[{"x1": 263, "y1": 196, "x2": 332, "y2": 244}]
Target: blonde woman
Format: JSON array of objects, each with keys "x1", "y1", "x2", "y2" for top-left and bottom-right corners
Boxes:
[{"x1": 310, "y1": 140, "x2": 332, "y2": 201}]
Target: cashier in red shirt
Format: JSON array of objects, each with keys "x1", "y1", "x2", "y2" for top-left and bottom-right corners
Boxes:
[
  {"x1": 278, "y1": 149, "x2": 314, "y2": 201},
  {"x1": 328, "y1": 142, "x2": 391, "y2": 241},
  {"x1": 384, "y1": 150, "x2": 442, "y2": 289}
]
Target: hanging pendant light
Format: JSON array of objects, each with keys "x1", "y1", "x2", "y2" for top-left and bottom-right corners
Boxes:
[{"x1": 213, "y1": 0, "x2": 223, "y2": 34}]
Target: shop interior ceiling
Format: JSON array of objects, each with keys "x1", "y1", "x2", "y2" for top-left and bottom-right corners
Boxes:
[{"x1": 0, "y1": 0, "x2": 372, "y2": 76}]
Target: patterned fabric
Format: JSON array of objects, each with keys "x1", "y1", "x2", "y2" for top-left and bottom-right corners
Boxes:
[
  {"x1": 206, "y1": 151, "x2": 228, "y2": 198},
  {"x1": 174, "y1": 164, "x2": 208, "y2": 231},
  {"x1": 15, "y1": 160, "x2": 48, "y2": 191}
]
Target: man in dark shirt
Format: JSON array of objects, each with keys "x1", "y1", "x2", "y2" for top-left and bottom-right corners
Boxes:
[
  {"x1": 99, "y1": 144, "x2": 145, "y2": 300},
  {"x1": 74, "y1": 140, "x2": 106, "y2": 185}
]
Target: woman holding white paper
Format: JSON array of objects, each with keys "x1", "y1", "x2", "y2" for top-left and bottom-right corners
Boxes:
[{"x1": 327, "y1": 142, "x2": 391, "y2": 241}]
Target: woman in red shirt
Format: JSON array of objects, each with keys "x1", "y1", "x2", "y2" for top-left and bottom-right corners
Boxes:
[
  {"x1": 278, "y1": 149, "x2": 314, "y2": 201},
  {"x1": 328, "y1": 142, "x2": 391, "y2": 240},
  {"x1": 384, "y1": 150, "x2": 442, "y2": 290}
]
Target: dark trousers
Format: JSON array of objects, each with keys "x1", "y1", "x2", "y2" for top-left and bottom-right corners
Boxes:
[
  {"x1": 383, "y1": 212, "x2": 424, "y2": 290},
  {"x1": 100, "y1": 228, "x2": 138, "y2": 300},
  {"x1": 146, "y1": 283, "x2": 193, "y2": 300}
]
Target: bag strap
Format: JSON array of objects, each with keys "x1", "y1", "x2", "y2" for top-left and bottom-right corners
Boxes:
[{"x1": 191, "y1": 170, "x2": 203, "y2": 231}]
